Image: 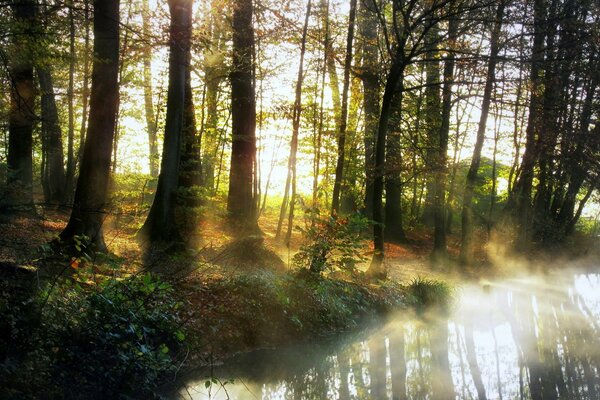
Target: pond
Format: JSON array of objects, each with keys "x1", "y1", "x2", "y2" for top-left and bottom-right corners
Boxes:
[{"x1": 175, "y1": 269, "x2": 600, "y2": 399}]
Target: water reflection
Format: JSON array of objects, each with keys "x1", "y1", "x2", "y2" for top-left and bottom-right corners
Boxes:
[{"x1": 177, "y1": 271, "x2": 600, "y2": 399}]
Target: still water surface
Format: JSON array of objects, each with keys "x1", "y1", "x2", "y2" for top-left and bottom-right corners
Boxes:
[{"x1": 177, "y1": 270, "x2": 600, "y2": 399}]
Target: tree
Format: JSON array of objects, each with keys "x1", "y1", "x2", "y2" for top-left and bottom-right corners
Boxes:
[
  {"x1": 276, "y1": 0, "x2": 312, "y2": 243},
  {"x1": 179, "y1": 62, "x2": 203, "y2": 205},
  {"x1": 430, "y1": 15, "x2": 459, "y2": 259},
  {"x1": 331, "y1": 0, "x2": 358, "y2": 214},
  {"x1": 358, "y1": 0, "x2": 379, "y2": 219},
  {"x1": 38, "y1": 67, "x2": 66, "y2": 205},
  {"x1": 60, "y1": 0, "x2": 120, "y2": 250},
  {"x1": 460, "y1": 0, "x2": 505, "y2": 265},
  {"x1": 5, "y1": 0, "x2": 36, "y2": 209},
  {"x1": 139, "y1": 0, "x2": 193, "y2": 243},
  {"x1": 142, "y1": 0, "x2": 159, "y2": 178},
  {"x1": 227, "y1": 0, "x2": 259, "y2": 233}
]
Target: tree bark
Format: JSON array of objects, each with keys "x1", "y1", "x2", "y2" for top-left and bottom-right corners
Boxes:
[
  {"x1": 368, "y1": 50, "x2": 406, "y2": 278},
  {"x1": 227, "y1": 0, "x2": 259, "y2": 232},
  {"x1": 139, "y1": 0, "x2": 192, "y2": 243},
  {"x1": 179, "y1": 65, "x2": 203, "y2": 206},
  {"x1": 60, "y1": 0, "x2": 120, "y2": 250},
  {"x1": 331, "y1": 0, "x2": 358, "y2": 214},
  {"x1": 5, "y1": 0, "x2": 36, "y2": 208},
  {"x1": 37, "y1": 68, "x2": 66, "y2": 205},
  {"x1": 142, "y1": 0, "x2": 159, "y2": 177},
  {"x1": 431, "y1": 16, "x2": 458, "y2": 259},
  {"x1": 358, "y1": 0, "x2": 379, "y2": 219}
]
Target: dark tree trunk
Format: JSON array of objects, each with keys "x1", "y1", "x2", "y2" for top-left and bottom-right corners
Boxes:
[
  {"x1": 431, "y1": 16, "x2": 458, "y2": 260},
  {"x1": 368, "y1": 47, "x2": 406, "y2": 277},
  {"x1": 460, "y1": 1, "x2": 505, "y2": 265},
  {"x1": 139, "y1": 0, "x2": 192, "y2": 243},
  {"x1": 227, "y1": 0, "x2": 259, "y2": 232},
  {"x1": 358, "y1": 0, "x2": 379, "y2": 219},
  {"x1": 421, "y1": 23, "x2": 441, "y2": 228},
  {"x1": 37, "y1": 68, "x2": 66, "y2": 205},
  {"x1": 142, "y1": 0, "x2": 159, "y2": 178},
  {"x1": 71, "y1": 0, "x2": 91, "y2": 201},
  {"x1": 179, "y1": 65, "x2": 203, "y2": 205},
  {"x1": 60, "y1": 0, "x2": 120, "y2": 250},
  {"x1": 384, "y1": 88, "x2": 407, "y2": 243},
  {"x1": 65, "y1": 1, "x2": 76, "y2": 202},
  {"x1": 331, "y1": 0, "x2": 358, "y2": 214},
  {"x1": 505, "y1": 0, "x2": 546, "y2": 245},
  {"x1": 6, "y1": 0, "x2": 36, "y2": 208}
]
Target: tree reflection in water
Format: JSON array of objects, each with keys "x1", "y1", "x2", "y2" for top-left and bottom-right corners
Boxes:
[{"x1": 180, "y1": 272, "x2": 600, "y2": 400}]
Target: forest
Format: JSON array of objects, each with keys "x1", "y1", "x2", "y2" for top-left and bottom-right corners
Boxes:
[{"x1": 1, "y1": 0, "x2": 600, "y2": 399}]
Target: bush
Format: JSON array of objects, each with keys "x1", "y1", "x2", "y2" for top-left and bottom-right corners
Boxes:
[{"x1": 293, "y1": 210, "x2": 371, "y2": 274}]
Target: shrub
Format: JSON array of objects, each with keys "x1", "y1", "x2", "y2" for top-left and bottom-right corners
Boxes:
[{"x1": 293, "y1": 210, "x2": 371, "y2": 274}]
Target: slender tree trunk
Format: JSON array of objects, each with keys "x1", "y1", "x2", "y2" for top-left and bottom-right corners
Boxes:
[
  {"x1": 60, "y1": 0, "x2": 120, "y2": 250},
  {"x1": 138, "y1": 0, "x2": 192, "y2": 243},
  {"x1": 6, "y1": 0, "x2": 36, "y2": 208},
  {"x1": 421, "y1": 23, "x2": 442, "y2": 227},
  {"x1": 368, "y1": 44, "x2": 407, "y2": 277},
  {"x1": 65, "y1": 1, "x2": 76, "y2": 202},
  {"x1": 227, "y1": 0, "x2": 259, "y2": 232},
  {"x1": 460, "y1": 1, "x2": 505, "y2": 265},
  {"x1": 431, "y1": 16, "x2": 458, "y2": 259},
  {"x1": 74, "y1": 0, "x2": 91, "y2": 187},
  {"x1": 281, "y1": 0, "x2": 312, "y2": 244},
  {"x1": 202, "y1": 1, "x2": 225, "y2": 191},
  {"x1": 506, "y1": 0, "x2": 546, "y2": 246},
  {"x1": 142, "y1": 0, "x2": 159, "y2": 177},
  {"x1": 384, "y1": 88, "x2": 407, "y2": 243},
  {"x1": 331, "y1": 0, "x2": 358, "y2": 214},
  {"x1": 358, "y1": 0, "x2": 379, "y2": 219},
  {"x1": 37, "y1": 68, "x2": 66, "y2": 205}
]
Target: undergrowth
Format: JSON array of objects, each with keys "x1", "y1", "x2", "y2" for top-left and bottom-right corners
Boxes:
[{"x1": 0, "y1": 270, "x2": 187, "y2": 399}]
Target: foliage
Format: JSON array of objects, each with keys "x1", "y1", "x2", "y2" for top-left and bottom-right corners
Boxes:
[
  {"x1": 293, "y1": 210, "x2": 371, "y2": 273},
  {"x1": 0, "y1": 271, "x2": 187, "y2": 399}
]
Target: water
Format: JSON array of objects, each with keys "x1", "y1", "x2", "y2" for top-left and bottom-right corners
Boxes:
[{"x1": 176, "y1": 270, "x2": 600, "y2": 399}]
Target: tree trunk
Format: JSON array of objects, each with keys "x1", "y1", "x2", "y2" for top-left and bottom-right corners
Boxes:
[
  {"x1": 384, "y1": 88, "x2": 407, "y2": 243},
  {"x1": 279, "y1": 0, "x2": 311, "y2": 244},
  {"x1": 421, "y1": 23, "x2": 441, "y2": 227},
  {"x1": 179, "y1": 65, "x2": 203, "y2": 206},
  {"x1": 227, "y1": 0, "x2": 259, "y2": 232},
  {"x1": 460, "y1": 1, "x2": 505, "y2": 265},
  {"x1": 368, "y1": 46, "x2": 407, "y2": 277},
  {"x1": 142, "y1": 0, "x2": 159, "y2": 177},
  {"x1": 331, "y1": 0, "x2": 358, "y2": 214},
  {"x1": 358, "y1": 0, "x2": 379, "y2": 219},
  {"x1": 60, "y1": 0, "x2": 120, "y2": 250},
  {"x1": 65, "y1": 0, "x2": 76, "y2": 202},
  {"x1": 72, "y1": 0, "x2": 91, "y2": 197},
  {"x1": 431, "y1": 16, "x2": 458, "y2": 259},
  {"x1": 139, "y1": 0, "x2": 192, "y2": 243},
  {"x1": 6, "y1": 0, "x2": 36, "y2": 209},
  {"x1": 37, "y1": 68, "x2": 66, "y2": 205},
  {"x1": 505, "y1": 0, "x2": 546, "y2": 245}
]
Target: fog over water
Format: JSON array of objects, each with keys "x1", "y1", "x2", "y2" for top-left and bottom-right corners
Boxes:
[{"x1": 177, "y1": 269, "x2": 600, "y2": 400}]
